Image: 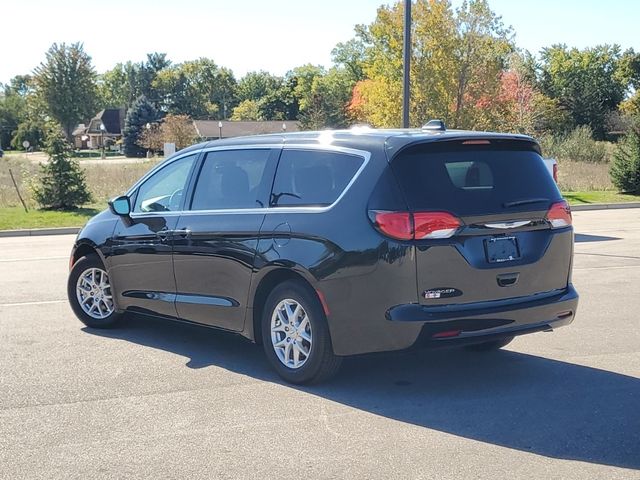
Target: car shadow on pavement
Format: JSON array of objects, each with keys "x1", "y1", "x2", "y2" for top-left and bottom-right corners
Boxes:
[
  {"x1": 574, "y1": 233, "x2": 620, "y2": 243},
  {"x1": 84, "y1": 314, "x2": 640, "y2": 471}
]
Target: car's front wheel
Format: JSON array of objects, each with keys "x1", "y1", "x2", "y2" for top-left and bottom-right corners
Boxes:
[
  {"x1": 68, "y1": 254, "x2": 122, "y2": 328},
  {"x1": 261, "y1": 281, "x2": 342, "y2": 384}
]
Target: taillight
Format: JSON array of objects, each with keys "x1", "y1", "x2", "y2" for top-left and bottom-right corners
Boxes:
[
  {"x1": 413, "y1": 212, "x2": 461, "y2": 239},
  {"x1": 547, "y1": 200, "x2": 572, "y2": 228},
  {"x1": 372, "y1": 211, "x2": 413, "y2": 240},
  {"x1": 552, "y1": 163, "x2": 558, "y2": 183},
  {"x1": 371, "y1": 211, "x2": 461, "y2": 240}
]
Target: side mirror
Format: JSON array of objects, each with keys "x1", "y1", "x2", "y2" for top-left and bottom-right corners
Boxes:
[{"x1": 108, "y1": 195, "x2": 131, "y2": 216}]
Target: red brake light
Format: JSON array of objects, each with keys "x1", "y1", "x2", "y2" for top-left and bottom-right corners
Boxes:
[
  {"x1": 413, "y1": 212, "x2": 461, "y2": 239},
  {"x1": 371, "y1": 211, "x2": 461, "y2": 240},
  {"x1": 552, "y1": 163, "x2": 558, "y2": 182},
  {"x1": 373, "y1": 211, "x2": 413, "y2": 240},
  {"x1": 547, "y1": 200, "x2": 572, "y2": 228},
  {"x1": 432, "y1": 329, "x2": 462, "y2": 339}
]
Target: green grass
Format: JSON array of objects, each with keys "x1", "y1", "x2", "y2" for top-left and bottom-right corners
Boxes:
[
  {"x1": 562, "y1": 191, "x2": 640, "y2": 205},
  {"x1": 0, "y1": 206, "x2": 101, "y2": 230}
]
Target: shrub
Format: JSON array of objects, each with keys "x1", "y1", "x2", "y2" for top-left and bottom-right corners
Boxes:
[
  {"x1": 32, "y1": 123, "x2": 92, "y2": 209},
  {"x1": 538, "y1": 126, "x2": 608, "y2": 163},
  {"x1": 610, "y1": 127, "x2": 640, "y2": 194}
]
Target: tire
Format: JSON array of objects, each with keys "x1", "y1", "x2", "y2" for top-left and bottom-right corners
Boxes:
[
  {"x1": 464, "y1": 336, "x2": 514, "y2": 352},
  {"x1": 67, "y1": 253, "x2": 122, "y2": 329},
  {"x1": 261, "y1": 280, "x2": 342, "y2": 384}
]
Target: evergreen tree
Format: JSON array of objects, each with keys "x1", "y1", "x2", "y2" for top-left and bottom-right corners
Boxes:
[
  {"x1": 123, "y1": 95, "x2": 159, "y2": 157},
  {"x1": 33, "y1": 123, "x2": 92, "y2": 209},
  {"x1": 610, "y1": 123, "x2": 640, "y2": 194}
]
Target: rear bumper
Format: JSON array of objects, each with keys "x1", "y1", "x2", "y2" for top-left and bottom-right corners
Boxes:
[{"x1": 386, "y1": 285, "x2": 578, "y2": 348}]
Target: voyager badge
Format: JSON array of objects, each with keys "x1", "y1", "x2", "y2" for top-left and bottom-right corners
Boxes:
[{"x1": 423, "y1": 288, "x2": 462, "y2": 300}]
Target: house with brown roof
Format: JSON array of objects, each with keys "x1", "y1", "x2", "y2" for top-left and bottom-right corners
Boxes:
[
  {"x1": 193, "y1": 120, "x2": 300, "y2": 140},
  {"x1": 73, "y1": 108, "x2": 125, "y2": 149}
]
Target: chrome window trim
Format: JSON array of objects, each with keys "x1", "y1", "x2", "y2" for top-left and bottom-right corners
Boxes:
[
  {"x1": 128, "y1": 143, "x2": 371, "y2": 219},
  {"x1": 150, "y1": 143, "x2": 371, "y2": 217}
]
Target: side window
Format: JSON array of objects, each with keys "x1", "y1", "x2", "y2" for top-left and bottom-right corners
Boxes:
[
  {"x1": 190, "y1": 149, "x2": 272, "y2": 210},
  {"x1": 133, "y1": 154, "x2": 197, "y2": 213},
  {"x1": 271, "y1": 150, "x2": 363, "y2": 207}
]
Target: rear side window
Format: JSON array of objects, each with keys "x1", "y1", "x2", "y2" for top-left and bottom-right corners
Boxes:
[
  {"x1": 271, "y1": 149, "x2": 363, "y2": 207},
  {"x1": 190, "y1": 149, "x2": 271, "y2": 210},
  {"x1": 391, "y1": 142, "x2": 561, "y2": 215}
]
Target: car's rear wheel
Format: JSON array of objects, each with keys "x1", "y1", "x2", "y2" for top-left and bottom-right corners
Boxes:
[
  {"x1": 465, "y1": 336, "x2": 514, "y2": 352},
  {"x1": 68, "y1": 254, "x2": 122, "y2": 328},
  {"x1": 261, "y1": 280, "x2": 342, "y2": 384}
]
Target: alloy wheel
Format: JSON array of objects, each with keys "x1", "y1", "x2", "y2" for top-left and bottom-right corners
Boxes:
[
  {"x1": 270, "y1": 299, "x2": 313, "y2": 369},
  {"x1": 75, "y1": 267, "x2": 114, "y2": 320}
]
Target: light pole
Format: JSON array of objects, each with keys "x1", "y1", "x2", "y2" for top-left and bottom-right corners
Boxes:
[
  {"x1": 99, "y1": 123, "x2": 106, "y2": 159},
  {"x1": 146, "y1": 123, "x2": 151, "y2": 158},
  {"x1": 218, "y1": 121, "x2": 223, "y2": 140},
  {"x1": 402, "y1": 0, "x2": 411, "y2": 128}
]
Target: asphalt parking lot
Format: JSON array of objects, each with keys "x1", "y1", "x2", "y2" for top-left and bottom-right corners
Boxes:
[{"x1": 1, "y1": 209, "x2": 638, "y2": 480}]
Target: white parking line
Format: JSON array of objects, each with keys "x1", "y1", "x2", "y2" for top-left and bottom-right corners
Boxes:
[
  {"x1": 0, "y1": 256, "x2": 68, "y2": 262},
  {"x1": 0, "y1": 300, "x2": 67, "y2": 307}
]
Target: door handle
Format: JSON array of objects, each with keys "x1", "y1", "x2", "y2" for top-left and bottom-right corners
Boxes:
[
  {"x1": 173, "y1": 228, "x2": 192, "y2": 239},
  {"x1": 156, "y1": 228, "x2": 171, "y2": 241}
]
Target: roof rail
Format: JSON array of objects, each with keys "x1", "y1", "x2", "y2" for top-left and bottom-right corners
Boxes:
[{"x1": 422, "y1": 119, "x2": 446, "y2": 131}]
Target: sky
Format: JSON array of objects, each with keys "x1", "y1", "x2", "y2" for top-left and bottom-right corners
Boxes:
[{"x1": 1, "y1": 0, "x2": 638, "y2": 85}]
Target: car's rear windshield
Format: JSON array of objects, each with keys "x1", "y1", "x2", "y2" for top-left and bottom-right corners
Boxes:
[{"x1": 390, "y1": 141, "x2": 561, "y2": 216}]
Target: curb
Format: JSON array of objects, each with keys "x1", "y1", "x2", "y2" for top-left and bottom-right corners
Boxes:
[
  {"x1": 0, "y1": 227, "x2": 81, "y2": 238},
  {"x1": 571, "y1": 202, "x2": 640, "y2": 211}
]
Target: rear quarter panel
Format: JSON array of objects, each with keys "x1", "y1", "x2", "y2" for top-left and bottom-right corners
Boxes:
[{"x1": 251, "y1": 147, "x2": 422, "y2": 355}]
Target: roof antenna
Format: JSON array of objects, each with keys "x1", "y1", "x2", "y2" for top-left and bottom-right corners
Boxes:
[{"x1": 422, "y1": 119, "x2": 446, "y2": 131}]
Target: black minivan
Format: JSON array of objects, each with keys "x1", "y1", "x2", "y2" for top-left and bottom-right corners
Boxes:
[{"x1": 68, "y1": 126, "x2": 578, "y2": 384}]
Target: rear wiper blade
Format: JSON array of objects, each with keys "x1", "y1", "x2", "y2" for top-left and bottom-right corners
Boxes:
[{"x1": 503, "y1": 198, "x2": 549, "y2": 208}]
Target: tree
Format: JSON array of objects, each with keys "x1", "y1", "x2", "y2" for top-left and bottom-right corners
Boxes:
[
  {"x1": 11, "y1": 118, "x2": 45, "y2": 150},
  {"x1": 0, "y1": 77, "x2": 29, "y2": 148},
  {"x1": 33, "y1": 43, "x2": 98, "y2": 139},
  {"x1": 332, "y1": 38, "x2": 367, "y2": 83},
  {"x1": 159, "y1": 114, "x2": 198, "y2": 150},
  {"x1": 451, "y1": 0, "x2": 513, "y2": 128},
  {"x1": 0, "y1": 76, "x2": 47, "y2": 150},
  {"x1": 97, "y1": 53, "x2": 172, "y2": 111},
  {"x1": 153, "y1": 59, "x2": 237, "y2": 118},
  {"x1": 97, "y1": 62, "x2": 136, "y2": 109},
  {"x1": 32, "y1": 123, "x2": 92, "y2": 209},
  {"x1": 231, "y1": 100, "x2": 262, "y2": 121},
  {"x1": 610, "y1": 122, "x2": 640, "y2": 194},
  {"x1": 137, "y1": 122, "x2": 163, "y2": 155},
  {"x1": 539, "y1": 44, "x2": 628, "y2": 139},
  {"x1": 237, "y1": 71, "x2": 282, "y2": 103},
  {"x1": 234, "y1": 71, "x2": 292, "y2": 120},
  {"x1": 343, "y1": 0, "x2": 512, "y2": 128},
  {"x1": 287, "y1": 65, "x2": 353, "y2": 129},
  {"x1": 123, "y1": 96, "x2": 159, "y2": 157},
  {"x1": 471, "y1": 53, "x2": 542, "y2": 133}
]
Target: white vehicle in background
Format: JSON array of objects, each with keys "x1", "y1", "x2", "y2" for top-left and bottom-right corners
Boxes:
[{"x1": 543, "y1": 157, "x2": 558, "y2": 183}]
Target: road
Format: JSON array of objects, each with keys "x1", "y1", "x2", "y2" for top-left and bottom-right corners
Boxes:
[{"x1": 1, "y1": 209, "x2": 638, "y2": 479}]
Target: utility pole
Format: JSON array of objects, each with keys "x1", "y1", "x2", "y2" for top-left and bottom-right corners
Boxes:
[{"x1": 402, "y1": 0, "x2": 411, "y2": 128}]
